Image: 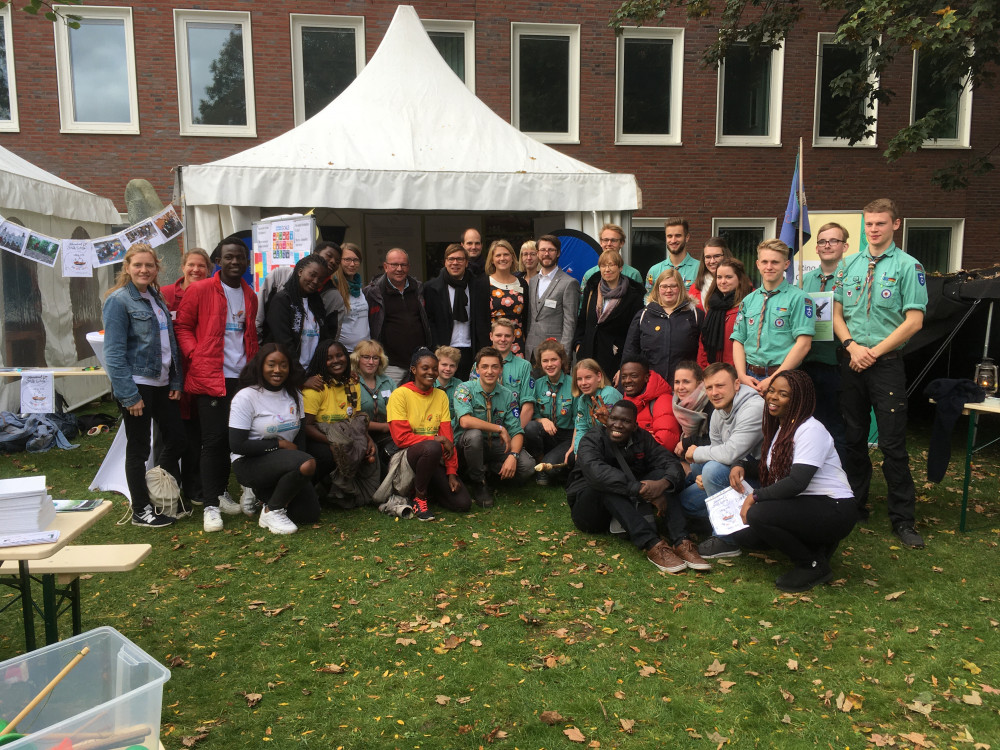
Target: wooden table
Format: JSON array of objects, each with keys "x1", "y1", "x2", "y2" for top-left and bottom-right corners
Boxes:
[
  {"x1": 958, "y1": 397, "x2": 1000, "y2": 532},
  {"x1": 0, "y1": 501, "x2": 111, "y2": 650}
]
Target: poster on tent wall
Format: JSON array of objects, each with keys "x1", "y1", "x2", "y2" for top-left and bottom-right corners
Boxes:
[
  {"x1": 23, "y1": 232, "x2": 60, "y2": 267},
  {"x1": 61, "y1": 239, "x2": 95, "y2": 277},
  {"x1": 0, "y1": 221, "x2": 29, "y2": 256},
  {"x1": 251, "y1": 215, "x2": 316, "y2": 293}
]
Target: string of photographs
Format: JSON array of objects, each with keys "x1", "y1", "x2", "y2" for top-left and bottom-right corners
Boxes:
[
  {"x1": 0, "y1": 204, "x2": 184, "y2": 279},
  {"x1": 251, "y1": 214, "x2": 316, "y2": 293}
]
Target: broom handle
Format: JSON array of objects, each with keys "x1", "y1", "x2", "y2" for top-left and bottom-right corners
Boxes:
[{"x1": 2, "y1": 646, "x2": 90, "y2": 735}]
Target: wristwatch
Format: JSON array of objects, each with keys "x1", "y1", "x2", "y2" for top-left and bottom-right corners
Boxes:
[
  {"x1": 507, "y1": 451, "x2": 520, "y2": 459},
  {"x1": 842, "y1": 338, "x2": 855, "y2": 349}
]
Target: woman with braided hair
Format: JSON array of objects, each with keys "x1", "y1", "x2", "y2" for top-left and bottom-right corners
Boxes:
[{"x1": 726, "y1": 369, "x2": 857, "y2": 593}]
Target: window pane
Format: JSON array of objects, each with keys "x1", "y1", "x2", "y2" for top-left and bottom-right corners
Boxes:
[
  {"x1": 915, "y1": 53, "x2": 960, "y2": 140},
  {"x1": 717, "y1": 227, "x2": 763, "y2": 280},
  {"x1": 631, "y1": 228, "x2": 667, "y2": 279},
  {"x1": 622, "y1": 37, "x2": 672, "y2": 135},
  {"x1": 68, "y1": 18, "x2": 130, "y2": 123},
  {"x1": 301, "y1": 26, "x2": 357, "y2": 120},
  {"x1": 0, "y1": 22, "x2": 10, "y2": 120},
  {"x1": 722, "y1": 43, "x2": 770, "y2": 136},
  {"x1": 188, "y1": 22, "x2": 247, "y2": 126},
  {"x1": 906, "y1": 227, "x2": 950, "y2": 274},
  {"x1": 818, "y1": 42, "x2": 864, "y2": 138},
  {"x1": 429, "y1": 31, "x2": 465, "y2": 82},
  {"x1": 518, "y1": 35, "x2": 569, "y2": 132}
]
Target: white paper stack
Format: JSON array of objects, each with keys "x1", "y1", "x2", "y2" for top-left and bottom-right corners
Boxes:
[{"x1": 0, "y1": 475, "x2": 56, "y2": 533}]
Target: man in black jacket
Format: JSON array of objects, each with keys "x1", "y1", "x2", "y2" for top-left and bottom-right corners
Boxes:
[
  {"x1": 566, "y1": 401, "x2": 711, "y2": 573},
  {"x1": 424, "y1": 244, "x2": 490, "y2": 380}
]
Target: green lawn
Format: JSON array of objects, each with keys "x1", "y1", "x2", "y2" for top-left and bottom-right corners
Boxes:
[{"x1": 1, "y1": 416, "x2": 998, "y2": 749}]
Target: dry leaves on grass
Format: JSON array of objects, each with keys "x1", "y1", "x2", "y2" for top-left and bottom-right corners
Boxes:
[
  {"x1": 787, "y1": 659, "x2": 798, "y2": 671},
  {"x1": 239, "y1": 691, "x2": 262, "y2": 708},
  {"x1": 718, "y1": 680, "x2": 736, "y2": 694},
  {"x1": 539, "y1": 710, "x2": 565, "y2": 725},
  {"x1": 564, "y1": 727, "x2": 587, "y2": 743},
  {"x1": 704, "y1": 659, "x2": 726, "y2": 676},
  {"x1": 619, "y1": 718, "x2": 635, "y2": 733},
  {"x1": 884, "y1": 591, "x2": 905, "y2": 601},
  {"x1": 315, "y1": 663, "x2": 345, "y2": 674},
  {"x1": 898, "y1": 732, "x2": 935, "y2": 748}
]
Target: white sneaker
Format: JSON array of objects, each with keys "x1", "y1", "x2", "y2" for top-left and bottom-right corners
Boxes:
[
  {"x1": 259, "y1": 506, "x2": 297, "y2": 535},
  {"x1": 218, "y1": 491, "x2": 241, "y2": 515},
  {"x1": 241, "y1": 486, "x2": 260, "y2": 517},
  {"x1": 203, "y1": 505, "x2": 223, "y2": 532}
]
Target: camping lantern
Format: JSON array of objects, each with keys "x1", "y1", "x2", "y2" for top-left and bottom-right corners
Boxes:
[{"x1": 974, "y1": 358, "x2": 998, "y2": 394}]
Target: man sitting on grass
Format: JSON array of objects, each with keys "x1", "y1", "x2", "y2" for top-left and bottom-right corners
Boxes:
[{"x1": 566, "y1": 401, "x2": 711, "y2": 573}]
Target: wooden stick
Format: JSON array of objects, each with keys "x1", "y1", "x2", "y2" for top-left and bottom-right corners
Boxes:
[{"x1": 2, "y1": 646, "x2": 90, "y2": 735}]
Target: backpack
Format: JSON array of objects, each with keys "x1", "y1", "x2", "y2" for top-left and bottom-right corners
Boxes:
[{"x1": 145, "y1": 467, "x2": 191, "y2": 518}]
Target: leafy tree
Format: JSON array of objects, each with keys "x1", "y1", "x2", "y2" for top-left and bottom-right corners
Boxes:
[
  {"x1": 610, "y1": 0, "x2": 998, "y2": 189},
  {"x1": 196, "y1": 30, "x2": 247, "y2": 127},
  {"x1": 0, "y1": 0, "x2": 80, "y2": 27}
]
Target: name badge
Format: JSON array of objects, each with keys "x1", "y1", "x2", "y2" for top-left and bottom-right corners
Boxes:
[
  {"x1": 170, "y1": 310, "x2": 177, "y2": 321},
  {"x1": 380, "y1": 389, "x2": 392, "y2": 398},
  {"x1": 544, "y1": 299, "x2": 557, "y2": 309}
]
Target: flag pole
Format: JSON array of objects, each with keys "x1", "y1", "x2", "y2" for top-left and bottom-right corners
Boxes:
[{"x1": 797, "y1": 137, "x2": 805, "y2": 289}]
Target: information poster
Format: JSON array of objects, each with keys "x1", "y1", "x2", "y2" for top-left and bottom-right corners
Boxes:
[
  {"x1": 251, "y1": 215, "x2": 316, "y2": 293},
  {"x1": 20, "y1": 371, "x2": 55, "y2": 414},
  {"x1": 811, "y1": 291, "x2": 834, "y2": 341},
  {"x1": 61, "y1": 239, "x2": 94, "y2": 278}
]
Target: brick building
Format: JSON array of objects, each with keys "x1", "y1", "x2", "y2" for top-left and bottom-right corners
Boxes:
[{"x1": 1, "y1": 0, "x2": 996, "y2": 277}]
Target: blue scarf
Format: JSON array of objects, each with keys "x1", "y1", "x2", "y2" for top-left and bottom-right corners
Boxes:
[{"x1": 347, "y1": 272, "x2": 362, "y2": 298}]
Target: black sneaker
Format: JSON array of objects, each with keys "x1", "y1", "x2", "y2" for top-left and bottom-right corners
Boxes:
[
  {"x1": 893, "y1": 525, "x2": 925, "y2": 549},
  {"x1": 412, "y1": 497, "x2": 435, "y2": 522},
  {"x1": 697, "y1": 536, "x2": 741, "y2": 559},
  {"x1": 775, "y1": 561, "x2": 833, "y2": 593},
  {"x1": 132, "y1": 504, "x2": 175, "y2": 528},
  {"x1": 474, "y1": 483, "x2": 494, "y2": 508}
]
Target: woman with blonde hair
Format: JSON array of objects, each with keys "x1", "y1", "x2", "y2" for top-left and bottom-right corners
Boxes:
[
  {"x1": 160, "y1": 248, "x2": 211, "y2": 312},
  {"x1": 483, "y1": 239, "x2": 528, "y2": 356},
  {"x1": 622, "y1": 267, "x2": 707, "y2": 384},
  {"x1": 518, "y1": 240, "x2": 539, "y2": 284},
  {"x1": 352, "y1": 339, "x2": 395, "y2": 469},
  {"x1": 568, "y1": 358, "x2": 622, "y2": 458},
  {"x1": 336, "y1": 242, "x2": 370, "y2": 351},
  {"x1": 102, "y1": 243, "x2": 184, "y2": 528}
]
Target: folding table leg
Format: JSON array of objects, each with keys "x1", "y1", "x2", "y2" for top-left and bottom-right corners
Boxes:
[
  {"x1": 18, "y1": 560, "x2": 36, "y2": 651},
  {"x1": 71, "y1": 577, "x2": 83, "y2": 634},
  {"x1": 41, "y1": 573, "x2": 59, "y2": 645}
]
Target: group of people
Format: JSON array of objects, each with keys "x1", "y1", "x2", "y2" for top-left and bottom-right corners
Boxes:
[{"x1": 102, "y1": 198, "x2": 927, "y2": 593}]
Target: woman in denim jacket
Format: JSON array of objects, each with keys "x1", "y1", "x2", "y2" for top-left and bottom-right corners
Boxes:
[{"x1": 102, "y1": 244, "x2": 185, "y2": 528}]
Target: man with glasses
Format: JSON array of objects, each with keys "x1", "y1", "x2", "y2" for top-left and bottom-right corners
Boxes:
[
  {"x1": 424, "y1": 243, "x2": 489, "y2": 379},
  {"x1": 579, "y1": 223, "x2": 644, "y2": 292},
  {"x1": 525, "y1": 235, "x2": 580, "y2": 361},
  {"x1": 645, "y1": 218, "x2": 700, "y2": 292},
  {"x1": 363, "y1": 248, "x2": 431, "y2": 383}
]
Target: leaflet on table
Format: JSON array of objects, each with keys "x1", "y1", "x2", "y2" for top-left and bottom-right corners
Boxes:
[
  {"x1": 0, "y1": 529, "x2": 60, "y2": 548},
  {"x1": 20, "y1": 371, "x2": 55, "y2": 414},
  {"x1": 704, "y1": 480, "x2": 754, "y2": 536},
  {"x1": 53, "y1": 499, "x2": 104, "y2": 512}
]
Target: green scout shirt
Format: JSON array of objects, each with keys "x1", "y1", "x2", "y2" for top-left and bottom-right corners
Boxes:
[
  {"x1": 453, "y1": 378, "x2": 524, "y2": 442},
  {"x1": 573, "y1": 385, "x2": 622, "y2": 451},
  {"x1": 645, "y1": 253, "x2": 700, "y2": 292},
  {"x1": 581, "y1": 263, "x2": 644, "y2": 291},
  {"x1": 731, "y1": 280, "x2": 816, "y2": 367},
  {"x1": 531, "y1": 372, "x2": 576, "y2": 431},
  {"x1": 834, "y1": 243, "x2": 928, "y2": 349},
  {"x1": 802, "y1": 268, "x2": 839, "y2": 366},
  {"x1": 435, "y1": 378, "x2": 459, "y2": 429},
  {"x1": 359, "y1": 373, "x2": 395, "y2": 423},
  {"x1": 470, "y1": 352, "x2": 535, "y2": 406}
]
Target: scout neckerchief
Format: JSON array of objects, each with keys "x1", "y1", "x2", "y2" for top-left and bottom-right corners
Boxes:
[
  {"x1": 818, "y1": 273, "x2": 834, "y2": 292},
  {"x1": 865, "y1": 253, "x2": 889, "y2": 315},
  {"x1": 754, "y1": 287, "x2": 781, "y2": 350},
  {"x1": 545, "y1": 376, "x2": 561, "y2": 420}
]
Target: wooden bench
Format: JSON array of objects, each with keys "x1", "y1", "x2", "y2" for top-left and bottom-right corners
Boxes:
[{"x1": 0, "y1": 544, "x2": 151, "y2": 642}]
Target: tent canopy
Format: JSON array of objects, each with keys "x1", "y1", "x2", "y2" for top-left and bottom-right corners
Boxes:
[{"x1": 179, "y1": 5, "x2": 639, "y2": 248}]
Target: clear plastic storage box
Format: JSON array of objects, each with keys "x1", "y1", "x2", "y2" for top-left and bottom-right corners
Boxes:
[{"x1": 0, "y1": 626, "x2": 170, "y2": 750}]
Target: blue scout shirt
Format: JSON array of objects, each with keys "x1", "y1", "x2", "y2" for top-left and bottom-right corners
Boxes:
[{"x1": 731, "y1": 280, "x2": 815, "y2": 367}]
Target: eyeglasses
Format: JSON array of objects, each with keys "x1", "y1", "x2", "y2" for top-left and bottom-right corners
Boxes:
[
  {"x1": 385, "y1": 262, "x2": 409, "y2": 269},
  {"x1": 360, "y1": 354, "x2": 380, "y2": 361},
  {"x1": 341, "y1": 256, "x2": 360, "y2": 264},
  {"x1": 816, "y1": 239, "x2": 845, "y2": 248},
  {"x1": 600, "y1": 237, "x2": 623, "y2": 246}
]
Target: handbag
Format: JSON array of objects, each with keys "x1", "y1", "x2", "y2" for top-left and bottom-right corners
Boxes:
[{"x1": 314, "y1": 386, "x2": 369, "y2": 480}]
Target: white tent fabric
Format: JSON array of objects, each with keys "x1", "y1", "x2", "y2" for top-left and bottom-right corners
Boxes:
[
  {"x1": 0, "y1": 144, "x2": 118, "y2": 409},
  {"x1": 179, "y1": 4, "x2": 640, "y2": 249}
]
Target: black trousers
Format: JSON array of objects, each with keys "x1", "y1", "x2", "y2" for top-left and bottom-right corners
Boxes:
[
  {"x1": 840, "y1": 356, "x2": 916, "y2": 526},
  {"x1": 802, "y1": 361, "x2": 847, "y2": 462},
  {"x1": 196, "y1": 378, "x2": 240, "y2": 508},
  {"x1": 728, "y1": 496, "x2": 857, "y2": 566},
  {"x1": 180, "y1": 416, "x2": 202, "y2": 501},
  {"x1": 523, "y1": 422, "x2": 573, "y2": 464},
  {"x1": 570, "y1": 487, "x2": 658, "y2": 550},
  {"x1": 405, "y1": 441, "x2": 471, "y2": 511},
  {"x1": 120, "y1": 384, "x2": 185, "y2": 512},
  {"x1": 232, "y1": 449, "x2": 320, "y2": 524}
]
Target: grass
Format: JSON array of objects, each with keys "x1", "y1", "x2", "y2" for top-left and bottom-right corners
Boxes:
[{"x1": 1, "y1": 410, "x2": 999, "y2": 749}]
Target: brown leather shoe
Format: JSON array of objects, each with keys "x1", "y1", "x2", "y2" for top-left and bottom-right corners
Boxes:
[
  {"x1": 646, "y1": 541, "x2": 687, "y2": 573},
  {"x1": 675, "y1": 539, "x2": 712, "y2": 571}
]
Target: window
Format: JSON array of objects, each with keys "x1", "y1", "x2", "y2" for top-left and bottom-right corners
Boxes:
[
  {"x1": 53, "y1": 6, "x2": 137, "y2": 134},
  {"x1": 712, "y1": 218, "x2": 778, "y2": 281},
  {"x1": 423, "y1": 20, "x2": 475, "y2": 92},
  {"x1": 630, "y1": 218, "x2": 667, "y2": 277},
  {"x1": 0, "y1": 7, "x2": 16, "y2": 132},
  {"x1": 813, "y1": 33, "x2": 876, "y2": 147},
  {"x1": 716, "y1": 41, "x2": 784, "y2": 146},
  {"x1": 910, "y1": 51, "x2": 972, "y2": 148},
  {"x1": 902, "y1": 218, "x2": 964, "y2": 273},
  {"x1": 615, "y1": 27, "x2": 684, "y2": 145},
  {"x1": 511, "y1": 23, "x2": 580, "y2": 144},
  {"x1": 174, "y1": 10, "x2": 255, "y2": 137},
  {"x1": 290, "y1": 15, "x2": 364, "y2": 126}
]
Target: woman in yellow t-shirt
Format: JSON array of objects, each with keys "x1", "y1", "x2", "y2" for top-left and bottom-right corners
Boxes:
[{"x1": 303, "y1": 339, "x2": 378, "y2": 507}]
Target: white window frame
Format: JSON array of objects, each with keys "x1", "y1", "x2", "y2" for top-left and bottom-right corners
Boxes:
[
  {"x1": 174, "y1": 9, "x2": 256, "y2": 138},
  {"x1": 712, "y1": 217, "x2": 778, "y2": 239},
  {"x1": 0, "y1": 6, "x2": 17, "y2": 132},
  {"x1": 910, "y1": 50, "x2": 972, "y2": 149},
  {"x1": 422, "y1": 19, "x2": 475, "y2": 93},
  {"x1": 813, "y1": 32, "x2": 877, "y2": 148},
  {"x1": 290, "y1": 14, "x2": 365, "y2": 126},
  {"x1": 716, "y1": 40, "x2": 784, "y2": 147},
  {"x1": 615, "y1": 27, "x2": 684, "y2": 146},
  {"x1": 53, "y1": 5, "x2": 138, "y2": 135},
  {"x1": 511, "y1": 22, "x2": 580, "y2": 144},
  {"x1": 902, "y1": 218, "x2": 965, "y2": 272}
]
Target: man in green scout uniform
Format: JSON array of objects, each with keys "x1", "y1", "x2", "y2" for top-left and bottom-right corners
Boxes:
[
  {"x1": 832, "y1": 198, "x2": 927, "y2": 549},
  {"x1": 489, "y1": 318, "x2": 536, "y2": 427},
  {"x1": 645, "y1": 218, "x2": 700, "y2": 292},
  {"x1": 454, "y1": 347, "x2": 535, "y2": 506},
  {"x1": 802, "y1": 222, "x2": 849, "y2": 459},
  {"x1": 731, "y1": 239, "x2": 815, "y2": 395}
]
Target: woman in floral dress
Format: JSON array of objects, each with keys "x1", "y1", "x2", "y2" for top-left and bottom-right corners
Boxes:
[{"x1": 483, "y1": 239, "x2": 527, "y2": 356}]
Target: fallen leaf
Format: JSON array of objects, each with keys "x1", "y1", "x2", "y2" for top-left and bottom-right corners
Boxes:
[
  {"x1": 181, "y1": 733, "x2": 209, "y2": 748},
  {"x1": 457, "y1": 696, "x2": 471, "y2": 704},
  {"x1": 867, "y1": 733, "x2": 894, "y2": 746},
  {"x1": 540, "y1": 710, "x2": 564, "y2": 725},
  {"x1": 884, "y1": 591, "x2": 905, "y2": 601},
  {"x1": 962, "y1": 659, "x2": 982, "y2": 675},
  {"x1": 706, "y1": 730, "x2": 729, "y2": 747},
  {"x1": 639, "y1": 665, "x2": 656, "y2": 677},
  {"x1": 979, "y1": 683, "x2": 1000, "y2": 695},
  {"x1": 395, "y1": 637, "x2": 416, "y2": 646},
  {"x1": 704, "y1": 659, "x2": 726, "y2": 676},
  {"x1": 167, "y1": 656, "x2": 190, "y2": 669},
  {"x1": 613, "y1": 691, "x2": 626, "y2": 699},
  {"x1": 905, "y1": 700, "x2": 935, "y2": 716},
  {"x1": 898, "y1": 732, "x2": 935, "y2": 748},
  {"x1": 620, "y1": 718, "x2": 635, "y2": 733},
  {"x1": 316, "y1": 663, "x2": 344, "y2": 674},
  {"x1": 564, "y1": 727, "x2": 586, "y2": 743},
  {"x1": 787, "y1": 659, "x2": 798, "y2": 671},
  {"x1": 240, "y1": 692, "x2": 262, "y2": 708},
  {"x1": 780, "y1": 687, "x2": 795, "y2": 703},
  {"x1": 718, "y1": 680, "x2": 736, "y2": 694},
  {"x1": 435, "y1": 695, "x2": 450, "y2": 705},
  {"x1": 961, "y1": 691, "x2": 982, "y2": 705},
  {"x1": 781, "y1": 715, "x2": 791, "y2": 725}
]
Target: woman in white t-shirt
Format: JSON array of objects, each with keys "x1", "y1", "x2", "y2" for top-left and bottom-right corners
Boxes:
[
  {"x1": 229, "y1": 343, "x2": 319, "y2": 535},
  {"x1": 102, "y1": 244, "x2": 185, "y2": 528},
  {"x1": 727, "y1": 369, "x2": 857, "y2": 593}
]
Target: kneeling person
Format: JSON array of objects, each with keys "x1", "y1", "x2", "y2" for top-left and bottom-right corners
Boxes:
[
  {"x1": 454, "y1": 347, "x2": 535, "y2": 506},
  {"x1": 566, "y1": 401, "x2": 710, "y2": 573}
]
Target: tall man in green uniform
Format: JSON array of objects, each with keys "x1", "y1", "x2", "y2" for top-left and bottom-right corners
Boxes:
[
  {"x1": 454, "y1": 347, "x2": 535, "y2": 507},
  {"x1": 731, "y1": 239, "x2": 815, "y2": 395},
  {"x1": 833, "y1": 199, "x2": 927, "y2": 549},
  {"x1": 802, "y1": 222, "x2": 849, "y2": 458},
  {"x1": 489, "y1": 318, "x2": 536, "y2": 427},
  {"x1": 645, "y1": 218, "x2": 700, "y2": 292}
]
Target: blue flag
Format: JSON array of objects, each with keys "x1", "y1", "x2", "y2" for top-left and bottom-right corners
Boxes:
[{"x1": 779, "y1": 148, "x2": 810, "y2": 283}]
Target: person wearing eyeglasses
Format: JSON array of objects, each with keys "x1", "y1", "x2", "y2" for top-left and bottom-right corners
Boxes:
[
  {"x1": 801, "y1": 222, "x2": 850, "y2": 461},
  {"x1": 579, "y1": 224, "x2": 644, "y2": 292},
  {"x1": 363, "y1": 248, "x2": 431, "y2": 384}
]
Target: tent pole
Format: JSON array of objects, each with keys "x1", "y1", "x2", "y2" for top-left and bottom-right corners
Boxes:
[{"x1": 983, "y1": 300, "x2": 994, "y2": 358}]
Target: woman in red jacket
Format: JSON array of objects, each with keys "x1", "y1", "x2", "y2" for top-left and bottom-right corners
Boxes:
[
  {"x1": 386, "y1": 348, "x2": 471, "y2": 521},
  {"x1": 700, "y1": 258, "x2": 754, "y2": 366},
  {"x1": 174, "y1": 236, "x2": 258, "y2": 533},
  {"x1": 160, "y1": 248, "x2": 210, "y2": 313},
  {"x1": 619, "y1": 357, "x2": 681, "y2": 451}
]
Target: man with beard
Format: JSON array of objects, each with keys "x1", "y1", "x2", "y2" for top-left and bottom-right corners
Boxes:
[
  {"x1": 525, "y1": 235, "x2": 580, "y2": 361},
  {"x1": 645, "y1": 218, "x2": 700, "y2": 292}
]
